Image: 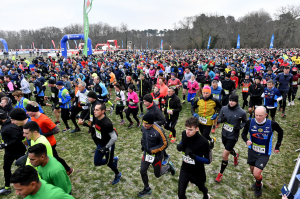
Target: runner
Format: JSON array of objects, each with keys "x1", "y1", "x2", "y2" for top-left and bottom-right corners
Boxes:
[
  {"x1": 187, "y1": 75, "x2": 199, "y2": 106},
  {"x1": 262, "y1": 80, "x2": 282, "y2": 121},
  {"x1": 56, "y1": 81, "x2": 72, "y2": 132},
  {"x1": 177, "y1": 116, "x2": 212, "y2": 199},
  {"x1": 181, "y1": 67, "x2": 193, "y2": 104},
  {"x1": 28, "y1": 143, "x2": 72, "y2": 194},
  {"x1": 248, "y1": 76, "x2": 264, "y2": 119},
  {"x1": 93, "y1": 103, "x2": 121, "y2": 185},
  {"x1": 45, "y1": 79, "x2": 60, "y2": 125},
  {"x1": 168, "y1": 73, "x2": 182, "y2": 96},
  {"x1": 114, "y1": 83, "x2": 126, "y2": 125},
  {"x1": 138, "y1": 113, "x2": 175, "y2": 197},
  {"x1": 210, "y1": 80, "x2": 225, "y2": 133},
  {"x1": 137, "y1": 73, "x2": 151, "y2": 118},
  {"x1": 0, "y1": 109, "x2": 26, "y2": 196},
  {"x1": 240, "y1": 72, "x2": 252, "y2": 109},
  {"x1": 93, "y1": 76, "x2": 114, "y2": 114},
  {"x1": 192, "y1": 85, "x2": 222, "y2": 149},
  {"x1": 241, "y1": 106, "x2": 283, "y2": 197},
  {"x1": 221, "y1": 73, "x2": 236, "y2": 106},
  {"x1": 288, "y1": 67, "x2": 300, "y2": 106},
  {"x1": 30, "y1": 75, "x2": 45, "y2": 106},
  {"x1": 215, "y1": 94, "x2": 247, "y2": 183},
  {"x1": 10, "y1": 166, "x2": 75, "y2": 199},
  {"x1": 126, "y1": 84, "x2": 140, "y2": 128}
]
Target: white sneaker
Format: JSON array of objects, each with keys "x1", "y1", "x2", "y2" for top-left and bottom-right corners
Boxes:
[
  {"x1": 291, "y1": 101, "x2": 295, "y2": 106},
  {"x1": 287, "y1": 102, "x2": 291, "y2": 106}
]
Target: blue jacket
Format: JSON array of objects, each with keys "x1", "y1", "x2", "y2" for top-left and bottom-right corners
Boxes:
[
  {"x1": 263, "y1": 87, "x2": 281, "y2": 107},
  {"x1": 211, "y1": 86, "x2": 223, "y2": 101},
  {"x1": 263, "y1": 73, "x2": 276, "y2": 81},
  {"x1": 274, "y1": 73, "x2": 293, "y2": 91}
]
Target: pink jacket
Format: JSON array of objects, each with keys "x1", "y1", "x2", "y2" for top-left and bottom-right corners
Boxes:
[
  {"x1": 7, "y1": 82, "x2": 14, "y2": 91},
  {"x1": 127, "y1": 91, "x2": 139, "y2": 108},
  {"x1": 149, "y1": 69, "x2": 156, "y2": 79},
  {"x1": 168, "y1": 78, "x2": 182, "y2": 88},
  {"x1": 187, "y1": 80, "x2": 199, "y2": 94}
]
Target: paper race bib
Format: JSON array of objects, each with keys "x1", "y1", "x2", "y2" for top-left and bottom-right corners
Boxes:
[
  {"x1": 224, "y1": 89, "x2": 229, "y2": 95},
  {"x1": 182, "y1": 154, "x2": 195, "y2": 165},
  {"x1": 33, "y1": 87, "x2": 36, "y2": 91},
  {"x1": 220, "y1": 72, "x2": 224, "y2": 76},
  {"x1": 184, "y1": 82, "x2": 188, "y2": 86},
  {"x1": 51, "y1": 93, "x2": 55, "y2": 98},
  {"x1": 199, "y1": 116, "x2": 207, "y2": 124},
  {"x1": 153, "y1": 99, "x2": 159, "y2": 105},
  {"x1": 89, "y1": 115, "x2": 93, "y2": 121},
  {"x1": 170, "y1": 86, "x2": 176, "y2": 90},
  {"x1": 223, "y1": 123, "x2": 233, "y2": 132},
  {"x1": 242, "y1": 87, "x2": 248, "y2": 92},
  {"x1": 293, "y1": 81, "x2": 297, "y2": 85},
  {"x1": 250, "y1": 73, "x2": 253, "y2": 76},
  {"x1": 96, "y1": 129, "x2": 102, "y2": 139},
  {"x1": 82, "y1": 106, "x2": 88, "y2": 109},
  {"x1": 145, "y1": 154, "x2": 155, "y2": 163},
  {"x1": 213, "y1": 94, "x2": 219, "y2": 99},
  {"x1": 117, "y1": 101, "x2": 121, "y2": 105},
  {"x1": 252, "y1": 143, "x2": 265, "y2": 153},
  {"x1": 59, "y1": 98, "x2": 62, "y2": 103}
]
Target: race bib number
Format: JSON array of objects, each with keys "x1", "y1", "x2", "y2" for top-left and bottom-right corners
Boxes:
[
  {"x1": 89, "y1": 115, "x2": 93, "y2": 121},
  {"x1": 242, "y1": 87, "x2": 248, "y2": 92},
  {"x1": 184, "y1": 82, "x2": 188, "y2": 86},
  {"x1": 153, "y1": 99, "x2": 159, "y2": 105},
  {"x1": 199, "y1": 116, "x2": 207, "y2": 124},
  {"x1": 213, "y1": 94, "x2": 219, "y2": 99},
  {"x1": 96, "y1": 130, "x2": 102, "y2": 139},
  {"x1": 82, "y1": 106, "x2": 88, "y2": 109},
  {"x1": 250, "y1": 73, "x2": 254, "y2": 76},
  {"x1": 220, "y1": 72, "x2": 224, "y2": 76},
  {"x1": 51, "y1": 93, "x2": 55, "y2": 98},
  {"x1": 182, "y1": 154, "x2": 195, "y2": 165},
  {"x1": 145, "y1": 154, "x2": 155, "y2": 163},
  {"x1": 33, "y1": 87, "x2": 36, "y2": 91},
  {"x1": 117, "y1": 101, "x2": 121, "y2": 105},
  {"x1": 252, "y1": 143, "x2": 265, "y2": 153},
  {"x1": 224, "y1": 89, "x2": 229, "y2": 95},
  {"x1": 293, "y1": 81, "x2": 297, "y2": 85},
  {"x1": 223, "y1": 123, "x2": 233, "y2": 132},
  {"x1": 170, "y1": 86, "x2": 176, "y2": 90},
  {"x1": 59, "y1": 98, "x2": 62, "y2": 103}
]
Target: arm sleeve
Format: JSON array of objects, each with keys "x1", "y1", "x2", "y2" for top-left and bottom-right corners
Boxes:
[
  {"x1": 7, "y1": 82, "x2": 14, "y2": 91},
  {"x1": 42, "y1": 126, "x2": 60, "y2": 137},
  {"x1": 106, "y1": 131, "x2": 118, "y2": 148},
  {"x1": 214, "y1": 98, "x2": 222, "y2": 113},
  {"x1": 150, "y1": 126, "x2": 168, "y2": 154},
  {"x1": 195, "y1": 142, "x2": 211, "y2": 164},
  {"x1": 240, "y1": 111, "x2": 248, "y2": 128},
  {"x1": 241, "y1": 120, "x2": 251, "y2": 143},
  {"x1": 191, "y1": 99, "x2": 199, "y2": 115},
  {"x1": 61, "y1": 91, "x2": 71, "y2": 104},
  {"x1": 172, "y1": 98, "x2": 182, "y2": 114},
  {"x1": 51, "y1": 170, "x2": 71, "y2": 194},
  {"x1": 100, "y1": 84, "x2": 108, "y2": 97},
  {"x1": 36, "y1": 82, "x2": 43, "y2": 95},
  {"x1": 217, "y1": 107, "x2": 224, "y2": 123},
  {"x1": 155, "y1": 109, "x2": 166, "y2": 126},
  {"x1": 272, "y1": 121, "x2": 284, "y2": 149}
]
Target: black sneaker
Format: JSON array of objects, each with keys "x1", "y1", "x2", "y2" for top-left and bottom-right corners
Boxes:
[
  {"x1": 55, "y1": 121, "x2": 61, "y2": 126},
  {"x1": 254, "y1": 184, "x2": 262, "y2": 197},
  {"x1": 0, "y1": 187, "x2": 11, "y2": 195},
  {"x1": 137, "y1": 187, "x2": 152, "y2": 197},
  {"x1": 251, "y1": 182, "x2": 263, "y2": 189},
  {"x1": 128, "y1": 123, "x2": 134, "y2": 128},
  {"x1": 71, "y1": 128, "x2": 81, "y2": 133},
  {"x1": 62, "y1": 127, "x2": 71, "y2": 132},
  {"x1": 168, "y1": 161, "x2": 176, "y2": 176},
  {"x1": 136, "y1": 123, "x2": 141, "y2": 128}
]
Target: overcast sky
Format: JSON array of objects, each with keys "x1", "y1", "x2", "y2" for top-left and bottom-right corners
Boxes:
[{"x1": 1, "y1": 0, "x2": 299, "y2": 31}]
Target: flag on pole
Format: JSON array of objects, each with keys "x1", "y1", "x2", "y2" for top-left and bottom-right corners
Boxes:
[
  {"x1": 122, "y1": 40, "x2": 123, "y2": 49},
  {"x1": 51, "y1": 45, "x2": 52, "y2": 50},
  {"x1": 32, "y1": 42, "x2": 35, "y2": 49},
  {"x1": 83, "y1": 0, "x2": 93, "y2": 56},
  {"x1": 41, "y1": 44, "x2": 43, "y2": 49},
  {"x1": 20, "y1": 45, "x2": 22, "y2": 49},
  {"x1": 237, "y1": 35, "x2": 240, "y2": 49},
  {"x1": 207, "y1": 36, "x2": 211, "y2": 49},
  {"x1": 74, "y1": 40, "x2": 77, "y2": 48},
  {"x1": 270, "y1": 34, "x2": 274, "y2": 49},
  {"x1": 67, "y1": 41, "x2": 70, "y2": 50},
  {"x1": 52, "y1": 40, "x2": 56, "y2": 49},
  {"x1": 147, "y1": 41, "x2": 148, "y2": 49},
  {"x1": 27, "y1": 45, "x2": 29, "y2": 49},
  {"x1": 161, "y1": 39, "x2": 163, "y2": 50}
]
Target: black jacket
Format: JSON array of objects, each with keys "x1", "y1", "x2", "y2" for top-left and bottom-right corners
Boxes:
[
  {"x1": 138, "y1": 79, "x2": 151, "y2": 98},
  {"x1": 3, "y1": 98, "x2": 14, "y2": 118},
  {"x1": 248, "y1": 83, "x2": 264, "y2": 98},
  {"x1": 146, "y1": 103, "x2": 166, "y2": 126},
  {"x1": 1, "y1": 118, "x2": 26, "y2": 156},
  {"x1": 221, "y1": 78, "x2": 236, "y2": 95},
  {"x1": 164, "y1": 94, "x2": 182, "y2": 120}
]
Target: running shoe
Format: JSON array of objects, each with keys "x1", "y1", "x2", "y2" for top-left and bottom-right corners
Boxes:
[
  {"x1": 288, "y1": 102, "x2": 291, "y2": 106},
  {"x1": 168, "y1": 161, "x2": 176, "y2": 176},
  {"x1": 112, "y1": 172, "x2": 121, "y2": 185},
  {"x1": 66, "y1": 168, "x2": 74, "y2": 176},
  {"x1": 62, "y1": 127, "x2": 71, "y2": 132},
  {"x1": 0, "y1": 187, "x2": 11, "y2": 195},
  {"x1": 139, "y1": 113, "x2": 144, "y2": 118},
  {"x1": 210, "y1": 137, "x2": 216, "y2": 149},
  {"x1": 211, "y1": 127, "x2": 216, "y2": 133},
  {"x1": 251, "y1": 182, "x2": 263, "y2": 189},
  {"x1": 254, "y1": 184, "x2": 262, "y2": 197},
  {"x1": 216, "y1": 123, "x2": 220, "y2": 128},
  {"x1": 128, "y1": 123, "x2": 134, "y2": 128},
  {"x1": 169, "y1": 132, "x2": 173, "y2": 138},
  {"x1": 71, "y1": 128, "x2": 81, "y2": 133},
  {"x1": 137, "y1": 187, "x2": 152, "y2": 197},
  {"x1": 291, "y1": 101, "x2": 295, "y2": 106},
  {"x1": 170, "y1": 137, "x2": 176, "y2": 143},
  {"x1": 136, "y1": 123, "x2": 141, "y2": 128},
  {"x1": 281, "y1": 111, "x2": 286, "y2": 117},
  {"x1": 119, "y1": 120, "x2": 125, "y2": 125},
  {"x1": 234, "y1": 153, "x2": 239, "y2": 166},
  {"x1": 215, "y1": 173, "x2": 223, "y2": 183},
  {"x1": 181, "y1": 100, "x2": 185, "y2": 104},
  {"x1": 54, "y1": 121, "x2": 61, "y2": 126},
  {"x1": 162, "y1": 155, "x2": 170, "y2": 166}
]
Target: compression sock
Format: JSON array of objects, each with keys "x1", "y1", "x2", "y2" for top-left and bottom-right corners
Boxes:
[
  {"x1": 220, "y1": 160, "x2": 228, "y2": 174},
  {"x1": 256, "y1": 175, "x2": 262, "y2": 186},
  {"x1": 107, "y1": 101, "x2": 113, "y2": 106},
  {"x1": 183, "y1": 95, "x2": 186, "y2": 100},
  {"x1": 230, "y1": 150, "x2": 237, "y2": 157}
]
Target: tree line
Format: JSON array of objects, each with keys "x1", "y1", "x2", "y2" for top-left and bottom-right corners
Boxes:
[{"x1": 1, "y1": 4, "x2": 300, "y2": 50}]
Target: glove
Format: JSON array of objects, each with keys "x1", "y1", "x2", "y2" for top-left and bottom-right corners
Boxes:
[
  {"x1": 185, "y1": 148, "x2": 196, "y2": 159},
  {"x1": 192, "y1": 87, "x2": 196, "y2": 91},
  {"x1": 141, "y1": 147, "x2": 144, "y2": 152},
  {"x1": 177, "y1": 144, "x2": 185, "y2": 152},
  {"x1": 0, "y1": 143, "x2": 6, "y2": 149},
  {"x1": 210, "y1": 113, "x2": 218, "y2": 120},
  {"x1": 129, "y1": 99, "x2": 133, "y2": 102},
  {"x1": 193, "y1": 113, "x2": 199, "y2": 118},
  {"x1": 273, "y1": 98, "x2": 278, "y2": 103},
  {"x1": 145, "y1": 149, "x2": 152, "y2": 155},
  {"x1": 98, "y1": 146, "x2": 109, "y2": 154}
]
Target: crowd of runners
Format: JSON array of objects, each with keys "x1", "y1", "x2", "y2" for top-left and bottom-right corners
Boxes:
[{"x1": 0, "y1": 48, "x2": 297, "y2": 198}]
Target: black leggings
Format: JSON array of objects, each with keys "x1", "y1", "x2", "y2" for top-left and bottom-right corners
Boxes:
[
  {"x1": 140, "y1": 101, "x2": 144, "y2": 114},
  {"x1": 70, "y1": 107, "x2": 83, "y2": 129},
  {"x1": 61, "y1": 108, "x2": 70, "y2": 128},
  {"x1": 178, "y1": 170, "x2": 208, "y2": 199},
  {"x1": 140, "y1": 153, "x2": 169, "y2": 188},
  {"x1": 266, "y1": 107, "x2": 277, "y2": 119},
  {"x1": 52, "y1": 144, "x2": 70, "y2": 171},
  {"x1": 199, "y1": 124, "x2": 212, "y2": 141},
  {"x1": 164, "y1": 118, "x2": 178, "y2": 137},
  {"x1": 288, "y1": 87, "x2": 298, "y2": 101},
  {"x1": 242, "y1": 92, "x2": 249, "y2": 108},
  {"x1": 94, "y1": 144, "x2": 119, "y2": 175},
  {"x1": 24, "y1": 93, "x2": 31, "y2": 100},
  {"x1": 116, "y1": 106, "x2": 124, "y2": 120},
  {"x1": 279, "y1": 90, "x2": 289, "y2": 112},
  {"x1": 3, "y1": 154, "x2": 23, "y2": 187},
  {"x1": 126, "y1": 107, "x2": 139, "y2": 124},
  {"x1": 36, "y1": 96, "x2": 46, "y2": 106}
]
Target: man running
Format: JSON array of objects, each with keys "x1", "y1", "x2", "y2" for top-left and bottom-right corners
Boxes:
[
  {"x1": 177, "y1": 116, "x2": 212, "y2": 199},
  {"x1": 248, "y1": 76, "x2": 264, "y2": 120},
  {"x1": 215, "y1": 94, "x2": 247, "y2": 183},
  {"x1": 242, "y1": 106, "x2": 283, "y2": 197},
  {"x1": 138, "y1": 113, "x2": 175, "y2": 197}
]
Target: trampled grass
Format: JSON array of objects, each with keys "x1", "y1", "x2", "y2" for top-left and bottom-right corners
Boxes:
[{"x1": 0, "y1": 84, "x2": 299, "y2": 199}]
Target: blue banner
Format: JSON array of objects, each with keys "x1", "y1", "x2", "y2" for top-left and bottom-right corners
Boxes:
[
  {"x1": 161, "y1": 39, "x2": 163, "y2": 50},
  {"x1": 270, "y1": 34, "x2": 274, "y2": 48},
  {"x1": 207, "y1": 36, "x2": 211, "y2": 49},
  {"x1": 237, "y1": 35, "x2": 240, "y2": 49}
]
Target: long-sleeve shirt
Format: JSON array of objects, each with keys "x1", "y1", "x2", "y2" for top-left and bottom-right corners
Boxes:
[{"x1": 127, "y1": 91, "x2": 139, "y2": 108}]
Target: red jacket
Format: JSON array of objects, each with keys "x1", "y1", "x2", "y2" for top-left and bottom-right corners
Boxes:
[{"x1": 230, "y1": 76, "x2": 239, "y2": 88}]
